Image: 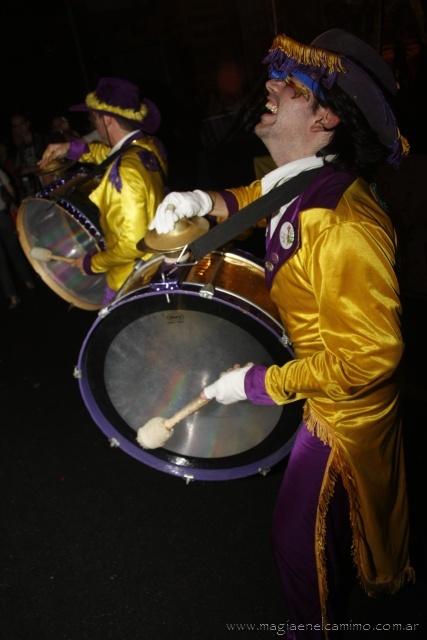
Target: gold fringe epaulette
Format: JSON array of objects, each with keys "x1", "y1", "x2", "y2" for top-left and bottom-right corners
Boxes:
[{"x1": 270, "y1": 34, "x2": 345, "y2": 73}]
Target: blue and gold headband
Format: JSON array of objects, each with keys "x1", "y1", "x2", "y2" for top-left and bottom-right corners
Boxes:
[{"x1": 264, "y1": 30, "x2": 409, "y2": 165}]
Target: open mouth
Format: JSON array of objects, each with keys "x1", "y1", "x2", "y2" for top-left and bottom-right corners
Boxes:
[
  {"x1": 258, "y1": 100, "x2": 278, "y2": 123},
  {"x1": 265, "y1": 100, "x2": 278, "y2": 114}
]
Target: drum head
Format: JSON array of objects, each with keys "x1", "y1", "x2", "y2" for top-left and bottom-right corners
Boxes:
[
  {"x1": 17, "y1": 197, "x2": 107, "y2": 310},
  {"x1": 78, "y1": 290, "x2": 302, "y2": 480}
]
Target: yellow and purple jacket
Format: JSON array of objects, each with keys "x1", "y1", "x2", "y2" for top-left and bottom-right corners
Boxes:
[
  {"x1": 222, "y1": 165, "x2": 413, "y2": 607},
  {"x1": 68, "y1": 133, "x2": 166, "y2": 291}
]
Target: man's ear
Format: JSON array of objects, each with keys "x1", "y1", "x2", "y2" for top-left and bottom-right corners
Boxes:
[
  {"x1": 103, "y1": 114, "x2": 115, "y2": 128},
  {"x1": 312, "y1": 106, "x2": 340, "y2": 132}
]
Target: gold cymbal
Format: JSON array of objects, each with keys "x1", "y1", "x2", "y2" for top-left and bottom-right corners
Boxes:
[
  {"x1": 36, "y1": 159, "x2": 75, "y2": 176},
  {"x1": 138, "y1": 217, "x2": 209, "y2": 253}
]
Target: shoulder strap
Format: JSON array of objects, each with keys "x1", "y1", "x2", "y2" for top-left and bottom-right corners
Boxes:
[
  {"x1": 188, "y1": 167, "x2": 323, "y2": 261},
  {"x1": 57, "y1": 131, "x2": 145, "y2": 198},
  {"x1": 89, "y1": 130, "x2": 145, "y2": 177}
]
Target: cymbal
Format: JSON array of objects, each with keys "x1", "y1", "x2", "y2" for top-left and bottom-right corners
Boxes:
[
  {"x1": 36, "y1": 159, "x2": 75, "y2": 176},
  {"x1": 138, "y1": 217, "x2": 209, "y2": 253}
]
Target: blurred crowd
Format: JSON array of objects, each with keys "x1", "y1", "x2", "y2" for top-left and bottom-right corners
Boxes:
[{"x1": 0, "y1": 111, "x2": 103, "y2": 311}]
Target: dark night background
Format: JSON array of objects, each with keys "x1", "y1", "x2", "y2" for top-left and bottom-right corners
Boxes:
[
  {"x1": 2, "y1": 0, "x2": 427, "y2": 187},
  {"x1": 1, "y1": 1, "x2": 427, "y2": 639}
]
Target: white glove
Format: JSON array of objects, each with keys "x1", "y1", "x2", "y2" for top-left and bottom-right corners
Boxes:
[
  {"x1": 149, "y1": 190, "x2": 213, "y2": 234},
  {"x1": 202, "y1": 364, "x2": 253, "y2": 405}
]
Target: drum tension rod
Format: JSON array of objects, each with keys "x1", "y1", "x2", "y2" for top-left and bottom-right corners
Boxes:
[
  {"x1": 199, "y1": 254, "x2": 225, "y2": 299},
  {"x1": 161, "y1": 273, "x2": 171, "y2": 303},
  {"x1": 258, "y1": 467, "x2": 271, "y2": 477}
]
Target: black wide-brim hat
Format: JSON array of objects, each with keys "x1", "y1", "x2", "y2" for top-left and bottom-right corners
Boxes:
[
  {"x1": 264, "y1": 28, "x2": 409, "y2": 165},
  {"x1": 70, "y1": 77, "x2": 161, "y2": 135}
]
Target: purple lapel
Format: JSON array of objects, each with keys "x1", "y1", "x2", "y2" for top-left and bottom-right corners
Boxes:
[{"x1": 264, "y1": 166, "x2": 356, "y2": 288}]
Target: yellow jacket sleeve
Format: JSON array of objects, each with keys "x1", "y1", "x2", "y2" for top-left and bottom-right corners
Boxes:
[
  {"x1": 225, "y1": 180, "x2": 262, "y2": 209},
  {"x1": 78, "y1": 142, "x2": 111, "y2": 165}
]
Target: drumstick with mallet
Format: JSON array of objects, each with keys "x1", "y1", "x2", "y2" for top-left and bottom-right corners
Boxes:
[
  {"x1": 30, "y1": 246, "x2": 77, "y2": 265},
  {"x1": 136, "y1": 394, "x2": 211, "y2": 449}
]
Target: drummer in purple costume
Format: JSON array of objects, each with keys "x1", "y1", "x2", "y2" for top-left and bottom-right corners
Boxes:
[
  {"x1": 38, "y1": 77, "x2": 167, "y2": 305},
  {"x1": 149, "y1": 30, "x2": 414, "y2": 636}
]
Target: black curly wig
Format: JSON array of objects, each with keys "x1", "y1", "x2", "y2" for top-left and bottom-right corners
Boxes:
[{"x1": 316, "y1": 83, "x2": 390, "y2": 179}]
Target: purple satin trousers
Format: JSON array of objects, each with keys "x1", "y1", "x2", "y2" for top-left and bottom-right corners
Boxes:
[{"x1": 272, "y1": 422, "x2": 354, "y2": 638}]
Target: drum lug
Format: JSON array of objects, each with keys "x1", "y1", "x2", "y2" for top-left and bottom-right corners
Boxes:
[
  {"x1": 199, "y1": 284, "x2": 215, "y2": 299},
  {"x1": 258, "y1": 466, "x2": 271, "y2": 477},
  {"x1": 280, "y1": 332, "x2": 291, "y2": 347},
  {"x1": 109, "y1": 437, "x2": 121, "y2": 448},
  {"x1": 98, "y1": 305, "x2": 111, "y2": 319},
  {"x1": 183, "y1": 474, "x2": 194, "y2": 484},
  {"x1": 73, "y1": 366, "x2": 82, "y2": 379}
]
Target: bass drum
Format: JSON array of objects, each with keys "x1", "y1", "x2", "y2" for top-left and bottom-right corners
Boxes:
[
  {"x1": 17, "y1": 171, "x2": 107, "y2": 310},
  {"x1": 76, "y1": 252, "x2": 302, "y2": 481}
]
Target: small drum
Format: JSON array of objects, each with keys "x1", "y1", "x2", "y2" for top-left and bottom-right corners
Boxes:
[
  {"x1": 76, "y1": 251, "x2": 302, "y2": 481},
  {"x1": 17, "y1": 171, "x2": 107, "y2": 310}
]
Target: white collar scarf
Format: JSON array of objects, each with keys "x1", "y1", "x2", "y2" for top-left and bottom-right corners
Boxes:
[{"x1": 262, "y1": 155, "x2": 334, "y2": 237}]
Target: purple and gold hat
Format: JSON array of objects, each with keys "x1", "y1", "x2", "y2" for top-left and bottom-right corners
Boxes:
[
  {"x1": 70, "y1": 77, "x2": 161, "y2": 134},
  {"x1": 264, "y1": 29, "x2": 409, "y2": 165}
]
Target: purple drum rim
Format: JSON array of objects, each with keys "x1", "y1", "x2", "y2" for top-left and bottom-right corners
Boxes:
[
  {"x1": 36, "y1": 174, "x2": 105, "y2": 250},
  {"x1": 55, "y1": 198, "x2": 105, "y2": 250},
  {"x1": 77, "y1": 288, "x2": 295, "y2": 481}
]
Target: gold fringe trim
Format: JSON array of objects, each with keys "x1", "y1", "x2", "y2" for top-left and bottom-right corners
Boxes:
[
  {"x1": 313, "y1": 450, "x2": 337, "y2": 638},
  {"x1": 270, "y1": 35, "x2": 345, "y2": 74},
  {"x1": 86, "y1": 92, "x2": 148, "y2": 122},
  {"x1": 304, "y1": 403, "x2": 415, "y2": 633},
  {"x1": 362, "y1": 565, "x2": 416, "y2": 596}
]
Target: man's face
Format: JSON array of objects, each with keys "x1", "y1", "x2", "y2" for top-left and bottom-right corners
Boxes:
[{"x1": 255, "y1": 77, "x2": 319, "y2": 161}]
